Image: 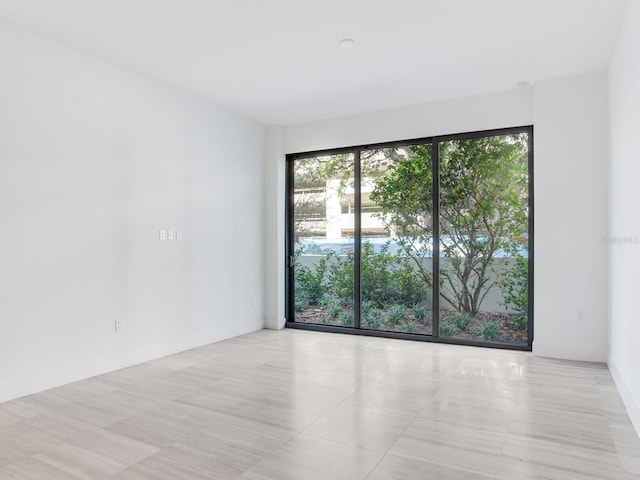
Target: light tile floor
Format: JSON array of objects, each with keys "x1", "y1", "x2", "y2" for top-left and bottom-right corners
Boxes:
[{"x1": 1, "y1": 329, "x2": 639, "y2": 479}]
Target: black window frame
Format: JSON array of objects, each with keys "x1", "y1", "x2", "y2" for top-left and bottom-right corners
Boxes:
[{"x1": 285, "y1": 125, "x2": 534, "y2": 351}]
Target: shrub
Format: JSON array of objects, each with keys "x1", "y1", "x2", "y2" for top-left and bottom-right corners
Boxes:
[
  {"x1": 295, "y1": 241, "x2": 427, "y2": 314},
  {"x1": 322, "y1": 242, "x2": 427, "y2": 308},
  {"x1": 340, "y1": 312, "x2": 354, "y2": 327},
  {"x1": 394, "y1": 265, "x2": 426, "y2": 307},
  {"x1": 360, "y1": 242, "x2": 393, "y2": 305},
  {"x1": 361, "y1": 300, "x2": 374, "y2": 317},
  {"x1": 321, "y1": 295, "x2": 342, "y2": 318},
  {"x1": 326, "y1": 253, "x2": 354, "y2": 303},
  {"x1": 512, "y1": 314, "x2": 527, "y2": 331},
  {"x1": 413, "y1": 304, "x2": 429, "y2": 324},
  {"x1": 386, "y1": 304, "x2": 406, "y2": 325},
  {"x1": 453, "y1": 313, "x2": 472, "y2": 331},
  {"x1": 439, "y1": 321, "x2": 455, "y2": 336},
  {"x1": 481, "y1": 320, "x2": 500, "y2": 341},
  {"x1": 497, "y1": 241, "x2": 528, "y2": 330},
  {"x1": 294, "y1": 252, "x2": 332, "y2": 306},
  {"x1": 404, "y1": 322, "x2": 416, "y2": 333},
  {"x1": 364, "y1": 309, "x2": 382, "y2": 329}
]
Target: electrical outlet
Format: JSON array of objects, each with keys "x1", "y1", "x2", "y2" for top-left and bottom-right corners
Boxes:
[
  {"x1": 176, "y1": 230, "x2": 182, "y2": 241},
  {"x1": 159, "y1": 230, "x2": 167, "y2": 241},
  {"x1": 577, "y1": 311, "x2": 585, "y2": 323},
  {"x1": 115, "y1": 320, "x2": 122, "y2": 332},
  {"x1": 167, "y1": 230, "x2": 175, "y2": 241}
]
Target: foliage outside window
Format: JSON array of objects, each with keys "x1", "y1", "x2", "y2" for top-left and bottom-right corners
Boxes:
[{"x1": 289, "y1": 129, "x2": 531, "y2": 347}]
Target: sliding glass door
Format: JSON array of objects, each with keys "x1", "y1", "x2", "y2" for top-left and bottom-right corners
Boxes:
[
  {"x1": 437, "y1": 133, "x2": 530, "y2": 344},
  {"x1": 359, "y1": 146, "x2": 433, "y2": 335},
  {"x1": 286, "y1": 127, "x2": 533, "y2": 349},
  {"x1": 291, "y1": 153, "x2": 356, "y2": 327}
]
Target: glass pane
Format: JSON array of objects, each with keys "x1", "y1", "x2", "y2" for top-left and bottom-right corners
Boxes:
[
  {"x1": 292, "y1": 153, "x2": 355, "y2": 327},
  {"x1": 361, "y1": 146, "x2": 433, "y2": 335},
  {"x1": 438, "y1": 133, "x2": 529, "y2": 345}
]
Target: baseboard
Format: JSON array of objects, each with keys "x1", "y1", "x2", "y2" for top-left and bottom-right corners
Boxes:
[
  {"x1": 0, "y1": 327, "x2": 262, "y2": 404},
  {"x1": 532, "y1": 340, "x2": 607, "y2": 363},
  {"x1": 609, "y1": 360, "x2": 640, "y2": 438}
]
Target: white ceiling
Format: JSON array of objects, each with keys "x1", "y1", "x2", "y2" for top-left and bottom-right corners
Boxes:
[{"x1": 0, "y1": 0, "x2": 629, "y2": 125}]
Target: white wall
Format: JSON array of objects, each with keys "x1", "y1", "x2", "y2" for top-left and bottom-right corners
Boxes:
[
  {"x1": 285, "y1": 89, "x2": 533, "y2": 153},
  {"x1": 0, "y1": 20, "x2": 265, "y2": 403},
  {"x1": 264, "y1": 126, "x2": 286, "y2": 330},
  {"x1": 276, "y1": 76, "x2": 610, "y2": 362},
  {"x1": 609, "y1": 0, "x2": 640, "y2": 434},
  {"x1": 532, "y1": 73, "x2": 609, "y2": 362}
]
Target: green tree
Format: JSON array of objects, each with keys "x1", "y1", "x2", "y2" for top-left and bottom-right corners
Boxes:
[
  {"x1": 370, "y1": 134, "x2": 528, "y2": 316},
  {"x1": 292, "y1": 150, "x2": 395, "y2": 241},
  {"x1": 292, "y1": 154, "x2": 357, "y2": 242}
]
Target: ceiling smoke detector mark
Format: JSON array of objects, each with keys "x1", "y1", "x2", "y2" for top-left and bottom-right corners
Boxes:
[
  {"x1": 516, "y1": 81, "x2": 531, "y2": 88},
  {"x1": 339, "y1": 38, "x2": 355, "y2": 49}
]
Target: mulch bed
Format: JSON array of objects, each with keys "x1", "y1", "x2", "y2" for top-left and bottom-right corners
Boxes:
[{"x1": 294, "y1": 306, "x2": 528, "y2": 345}]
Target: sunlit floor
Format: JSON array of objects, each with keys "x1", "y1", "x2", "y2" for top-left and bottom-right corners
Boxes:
[{"x1": 1, "y1": 329, "x2": 639, "y2": 479}]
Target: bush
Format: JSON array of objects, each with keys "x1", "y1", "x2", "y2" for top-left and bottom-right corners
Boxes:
[
  {"x1": 340, "y1": 312, "x2": 354, "y2": 327},
  {"x1": 386, "y1": 304, "x2": 406, "y2": 325},
  {"x1": 404, "y1": 322, "x2": 416, "y2": 333},
  {"x1": 512, "y1": 314, "x2": 527, "y2": 331},
  {"x1": 413, "y1": 304, "x2": 429, "y2": 324},
  {"x1": 294, "y1": 299, "x2": 305, "y2": 312},
  {"x1": 294, "y1": 251, "x2": 331, "y2": 306},
  {"x1": 453, "y1": 313, "x2": 472, "y2": 331},
  {"x1": 326, "y1": 253, "x2": 354, "y2": 303},
  {"x1": 439, "y1": 321, "x2": 455, "y2": 336},
  {"x1": 498, "y1": 241, "x2": 528, "y2": 330},
  {"x1": 324, "y1": 242, "x2": 427, "y2": 308},
  {"x1": 364, "y1": 309, "x2": 382, "y2": 329},
  {"x1": 393, "y1": 265, "x2": 426, "y2": 307},
  {"x1": 321, "y1": 295, "x2": 342, "y2": 318},
  {"x1": 361, "y1": 300, "x2": 374, "y2": 317},
  {"x1": 295, "y1": 241, "x2": 427, "y2": 315},
  {"x1": 481, "y1": 320, "x2": 500, "y2": 341}
]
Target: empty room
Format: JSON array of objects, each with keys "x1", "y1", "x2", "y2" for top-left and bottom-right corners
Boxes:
[{"x1": 1, "y1": 0, "x2": 639, "y2": 479}]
